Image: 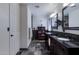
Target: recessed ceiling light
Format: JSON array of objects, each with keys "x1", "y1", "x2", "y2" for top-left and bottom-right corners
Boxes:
[
  {"x1": 35, "y1": 5, "x2": 40, "y2": 8},
  {"x1": 69, "y1": 3, "x2": 75, "y2": 7},
  {"x1": 63, "y1": 3, "x2": 70, "y2": 7},
  {"x1": 63, "y1": 3, "x2": 76, "y2": 7}
]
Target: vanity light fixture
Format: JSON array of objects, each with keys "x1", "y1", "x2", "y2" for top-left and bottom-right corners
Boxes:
[
  {"x1": 63, "y1": 3, "x2": 70, "y2": 7},
  {"x1": 35, "y1": 5, "x2": 40, "y2": 8},
  {"x1": 50, "y1": 12, "x2": 57, "y2": 18},
  {"x1": 63, "y1": 3, "x2": 75, "y2": 7},
  {"x1": 69, "y1": 3, "x2": 75, "y2": 7}
]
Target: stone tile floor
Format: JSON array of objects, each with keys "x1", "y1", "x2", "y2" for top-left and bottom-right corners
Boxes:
[{"x1": 21, "y1": 40, "x2": 50, "y2": 55}]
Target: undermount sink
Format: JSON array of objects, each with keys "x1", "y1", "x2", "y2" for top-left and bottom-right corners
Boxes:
[
  {"x1": 57, "y1": 37, "x2": 70, "y2": 41},
  {"x1": 63, "y1": 41, "x2": 79, "y2": 47}
]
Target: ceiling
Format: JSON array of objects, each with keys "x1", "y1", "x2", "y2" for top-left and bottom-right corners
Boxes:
[{"x1": 28, "y1": 3, "x2": 63, "y2": 17}]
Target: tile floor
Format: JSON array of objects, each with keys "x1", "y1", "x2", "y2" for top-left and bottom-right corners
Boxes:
[{"x1": 21, "y1": 40, "x2": 50, "y2": 55}]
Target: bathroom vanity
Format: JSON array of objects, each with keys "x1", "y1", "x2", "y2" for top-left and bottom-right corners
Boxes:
[{"x1": 45, "y1": 32, "x2": 79, "y2": 55}]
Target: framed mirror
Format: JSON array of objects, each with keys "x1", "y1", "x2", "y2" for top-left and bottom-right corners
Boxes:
[
  {"x1": 51, "y1": 14, "x2": 58, "y2": 29},
  {"x1": 50, "y1": 13, "x2": 61, "y2": 31},
  {"x1": 47, "y1": 13, "x2": 58, "y2": 31},
  {"x1": 62, "y1": 3, "x2": 79, "y2": 31}
]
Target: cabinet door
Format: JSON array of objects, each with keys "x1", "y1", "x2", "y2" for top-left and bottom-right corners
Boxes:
[{"x1": 0, "y1": 4, "x2": 9, "y2": 55}]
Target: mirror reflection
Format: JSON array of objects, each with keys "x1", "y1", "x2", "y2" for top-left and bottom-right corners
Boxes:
[
  {"x1": 48, "y1": 13, "x2": 58, "y2": 31},
  {"x1": 63, "y1": 3, "x2": 79, "y2": 30}
]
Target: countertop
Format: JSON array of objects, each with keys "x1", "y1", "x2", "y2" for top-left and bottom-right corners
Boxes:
[{"x1": 45, "y1": 32, "x2": 79, "y2": 48}]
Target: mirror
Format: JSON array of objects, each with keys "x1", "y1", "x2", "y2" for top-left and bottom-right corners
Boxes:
[
  {"x1": 58, "y1": 12, "x2": 62, "y2": 26},
  {"x1": 47, "y1": 13, "x2": 58, "y2": 31},
  {"x1": 63, "y1": 3, "x2": 79, "y2": 30},
  {"x1": 51, "y1": 14, "x2": 59, "y2": 30},
  {"x1": 51, "y1": 14, "x2": 58, "y2": 29}
]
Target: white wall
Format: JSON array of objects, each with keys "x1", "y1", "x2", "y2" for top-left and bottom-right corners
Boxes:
[
  {"x1": 15, "y1": 4, "x2": 20, "y2": 53},
  {"x1": 0, "y1": 3, "x2": 10, "y2": 55},
  {"x1": 20, "y1": 4, "x2": 27, "y2": 48},
  {"x1": 33, "y1": 16, "x2": 48, "y2": 30},
  {"x1": 26, "y1": 5, "x2": 32, "y2": 48},
  {"x1": 20, "y1": 4, "x2": 32, "y2": 48}
]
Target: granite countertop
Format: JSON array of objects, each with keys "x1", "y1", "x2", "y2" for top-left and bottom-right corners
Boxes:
[
  {"x1": 45, "y1": 32, "x2": 79, "y2": 48},
  {"x1": 45, "y1": 32, "x2": 52, "y2": 35}
]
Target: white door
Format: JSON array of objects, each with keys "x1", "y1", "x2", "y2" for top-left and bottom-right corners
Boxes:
[
  {"x1": 9, "y1": 4, "x2": 20, "y2": 55},
  {"x1": 0, "y1": 4, "x2": 9, "y2": 55}
]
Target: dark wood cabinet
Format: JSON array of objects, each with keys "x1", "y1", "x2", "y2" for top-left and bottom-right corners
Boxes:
[
  {"x1": 49, "y1": 37, "x2": 79, "y2": 55},
  {"x1": 48, "y1": 37, "x2": 68, "y2": 55},
  {"x1": 37, "y1": 27, "x2": 46, "y2": 40},
  {"x1": 45, "y1": 33, "x2": 79, "y2": 55},
  {"x1": 45, "y1": 32, "x2": 79, "y2": 55},
  {"x1": 32, "y1": 30, "x2": 38, "y2": 40}
]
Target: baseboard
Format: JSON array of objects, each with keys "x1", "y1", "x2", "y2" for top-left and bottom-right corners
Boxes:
[
  {"x1": 20, "y1": 48, "x2": 28, "y2": 50},
  {"x1": 16, "y1": 50, "x2": 23, "y2": 55},
  {"x1": 16, "y1": 48, "x2": 28, "y2": 55}
]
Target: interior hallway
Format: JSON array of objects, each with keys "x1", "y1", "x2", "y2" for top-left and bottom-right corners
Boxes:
[{"x1": 0, "y1": 3, "x2": 79, "y2": 55}]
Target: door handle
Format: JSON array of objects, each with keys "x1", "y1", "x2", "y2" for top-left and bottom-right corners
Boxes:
[
  {"x1": 10, "y1": 34, "x2": 14, "y2": 37},
  {"x1": 29, "y1": 28, "x2": 30, "y2": 39},
  {"x1": 7, "y1": 27, "x2": 10, "y2": 32}
]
